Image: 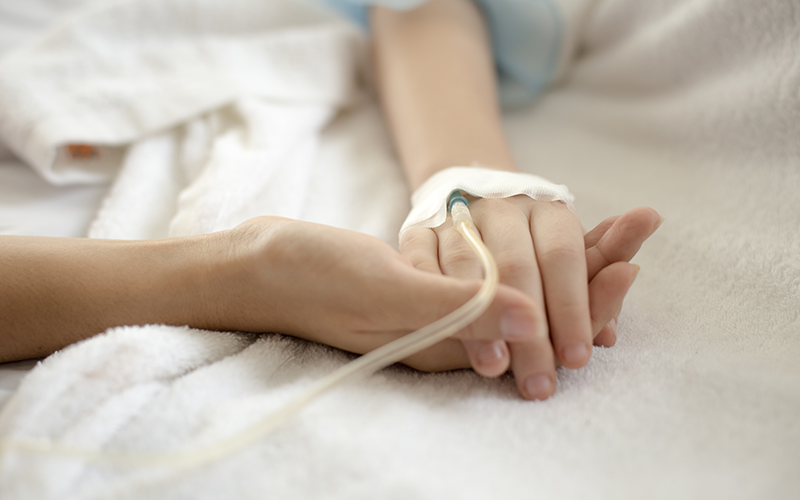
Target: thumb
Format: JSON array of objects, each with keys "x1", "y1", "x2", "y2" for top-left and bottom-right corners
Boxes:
[{"x1": 394, "y1": 267, "x2": 543, "y2": 343}]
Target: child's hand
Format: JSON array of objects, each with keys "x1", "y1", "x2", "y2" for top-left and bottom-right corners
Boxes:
[
  {"x1": 399, "y1": 199, "x2": 662, "y2": 399},
  {"x1": 368, "y1": 0, "x2": 660, "y2": 398}
]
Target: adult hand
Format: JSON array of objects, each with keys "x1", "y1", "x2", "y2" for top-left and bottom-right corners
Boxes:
[
  {"x1": 214, "y1": 216, "x2": 541, "y2": 371},
  {"x1": 0, "y1": 216, "x2": 534, "y2": 370}
]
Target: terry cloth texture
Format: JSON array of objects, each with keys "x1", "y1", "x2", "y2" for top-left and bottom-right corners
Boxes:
[{"x1": 0, "y1": 0, "x2": 798, "y2": 498}]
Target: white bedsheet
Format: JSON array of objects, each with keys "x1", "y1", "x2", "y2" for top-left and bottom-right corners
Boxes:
[
  {"x1": 0, "y1": 160, "x2": 106, "y2": 238},
  {"x1": 0, "y1": 0, "x2": 798, "y2": 498}
]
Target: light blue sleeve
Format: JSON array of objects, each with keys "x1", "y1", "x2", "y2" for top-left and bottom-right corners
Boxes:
[
  {"x1": 318, "y1": 0, "x2": 563, "y2": 107},
  {"x1": 318, "y1": 0, "x2": 427, "y2": 26}
]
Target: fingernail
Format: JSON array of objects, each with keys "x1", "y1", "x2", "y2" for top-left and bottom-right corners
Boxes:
[
  {"x1": 501, "y1": 309, "x2": 536, "y2": 341},
  {"x1": 632, "y1": 264, "x2": 640, "y2": 280},
  {"x1": 562, "y1": 343, "x2": 591, "y2": 367},
  {"x1": 608, "y1": 317, "x2": 617, "y2": 334},
  {"x1": 654, "y1": 216, "x2": 665, "y2": 230},
  {"x1": 478, "y1": 340, "x2": 505, "y2": 365},
  {"x1": 524, "y1": 373, "x2": 553, "y2": 400}
]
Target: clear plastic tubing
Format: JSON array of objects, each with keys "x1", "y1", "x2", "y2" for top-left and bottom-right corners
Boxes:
[{"x1": 0, "y1": 192, "x2": 499, "y2": 469}]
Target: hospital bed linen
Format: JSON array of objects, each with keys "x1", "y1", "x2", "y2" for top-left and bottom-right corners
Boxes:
[
  {"x1": 0, "y1": 0, "x2": 110, "y2": 239},
  {"x1": 0, "y1": 0, "x2": 798, "y2": 498}
]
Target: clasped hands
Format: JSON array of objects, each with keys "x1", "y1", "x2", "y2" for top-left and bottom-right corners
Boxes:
[
  {"x1": 401, "y1": 197, "x2": 661, "y2": 400},
  {"x1": 226, "y1": 199, "x2": 661, "y2": 401}
]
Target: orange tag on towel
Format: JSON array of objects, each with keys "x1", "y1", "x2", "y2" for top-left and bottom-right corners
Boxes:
[{"x1": 64, "y1": 144, "x2": 100, "y2": 160}]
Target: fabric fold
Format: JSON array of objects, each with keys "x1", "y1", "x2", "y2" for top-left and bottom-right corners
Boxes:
[{"x1": 0, "y1": 0, "x2": 365, "y2": 185}]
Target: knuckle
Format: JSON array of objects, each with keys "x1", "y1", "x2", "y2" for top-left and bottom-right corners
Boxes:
[
  {"x1": 591, "y1": 244, "x2": 613, "y2": 269},
  {"x1": 548, "y1": 300, "x2": 586, "y2": 322},
  {"x1": 551, "y1": 200, "x2": 569, "y2": 208},
  {"x1": 399, "y1": 228, "x2": 432, "y2": 253},
  {"x1": 440, "y1": 245, "x2": 478, "y2": 270},
  {"x1": 541, "y1": 201, "x2": 579, "y2": 224},
  {"x1": 494, "y1": 253, "x2": 537, "y2": 280},
  {"x1": 403, "y1": 248, "x2": 432, "y2": 267},
  {"x1": 537, "y1": 244, "x2": 583, "y2": 264},
  {"x1": 438, "y1": 227, "x2": 465, "y2": 247},
  {"x1": 414, "y1": 261, "x2": 441, "y2": 274},
  {"x1": 475, "y1": 198, "x2": 508, "y2": 210},
  {"x1": 474, "y1": 197, "x2": 524, "y2": 217}
]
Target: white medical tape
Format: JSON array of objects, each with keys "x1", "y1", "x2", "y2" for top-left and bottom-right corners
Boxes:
[{"x1": 399, "y1": 166, "x2": 575, "y2": 237}]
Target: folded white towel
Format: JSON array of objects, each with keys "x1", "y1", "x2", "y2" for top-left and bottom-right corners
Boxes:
[{"x1": 0, "y1": 0, "x2": 364, "y2": 186}]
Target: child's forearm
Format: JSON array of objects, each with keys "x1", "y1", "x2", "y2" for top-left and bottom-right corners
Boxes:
[
  {"x1": 0, "y1": 234, "x2": 230, "y2": 363},
  {"x1": 372, "y1": 1, "x2": 600, "y2": 399},
  {"x1": 371, "y1": 0, "x2": 517, "y2": 189}
]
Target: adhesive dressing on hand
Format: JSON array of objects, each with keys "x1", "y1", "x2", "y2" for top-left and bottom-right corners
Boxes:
[{"x1": 401, "y1": 166, "x2": 575, "y2": 237}]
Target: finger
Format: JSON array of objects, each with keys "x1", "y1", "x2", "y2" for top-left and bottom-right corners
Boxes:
[
  {"x1": 396, "y1": 278, "x2": 540, "y2": 376},
  {"x1": 400, "y1": 222, "x2": 522, "y2": 374},
  {"x1": 531, "y1": 201, "x2": 593, "y2": 369},
  {"x1": 399, "y1": 227, "x2": 442, "y2": 275},
  {"x1": 463, "y1": 339, "x2": 510, "y2": 377},
  {"x1": 584, "y1": 215, "x2": 619, "y2": 249},
  {"x1": 585, "y1": 207, "x2": 662, "y2": 280},
  {"x1": 402, "y1": 338, "x2": 469, "y2": 372},
  {"x1": 391, "y1": 259, "x2": 634, "y2": 361},
  {"x1": 470, "y1": 199, "x2": 545, "y2": 320},
  {"x1": 344, "y1": 271, "x2": 532, "y2": 361},
  {"x1": 509, "y1": 341, "x2": 556, "y2": 400},
  {"x1": 437, "y1": 219, "x2": 483, "y2": 280},
  {"x1": 436, "y1": 218, "x2": 513, "y2": 374},
  {"x1": 390, "y1": 271, "x2": 542, "y2": 342},
  {"x1": 593, "y1": 320, "x2": 616, "y2": 348},
  {"x1": 399, "y1": 225, "x2": 514, "y2": 378},
  {"x1": 472, "y1": 199, "x2": 556, "y2": 399},
  {"x1": 587, "y1": 262, "x2": 639, "y2": 336}
]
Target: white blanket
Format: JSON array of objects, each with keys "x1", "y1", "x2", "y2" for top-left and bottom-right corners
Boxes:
[{"x1": 0, "y1": 0, "x2": 799, "y2": 498}]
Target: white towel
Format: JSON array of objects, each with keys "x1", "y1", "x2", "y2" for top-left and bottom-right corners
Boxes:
[
  {"x1": 0, "y1": 0, "x2": 799, "y2": 499},
  {"x1": 0, "y1": 0, "x2": 363, "y2": 186}
]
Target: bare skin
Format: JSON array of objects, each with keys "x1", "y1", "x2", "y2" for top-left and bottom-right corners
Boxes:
[
  {"x1": 371, "y1": 0, "x2": 661, "y2": 398},
  {"x1": 0, "y1": 214, "x2": 657, "y2": 370},
  {"x1": 0, "y1": 0, "x2": 662, "y2": 401}
]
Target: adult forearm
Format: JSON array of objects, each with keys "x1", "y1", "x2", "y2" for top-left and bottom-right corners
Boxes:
[
  {"x1": 371, "y1": 0, "x2": 517, "y2": 190},
  {"x1": 0, "y1": 234, "x2": 227, "y2": 362}
]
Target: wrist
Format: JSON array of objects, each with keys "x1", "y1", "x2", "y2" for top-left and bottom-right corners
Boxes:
[
  {"x1": 158, "y1": 229, "x2": 261, "y2": 333},
  {"x1": 181, "y1": 216, "x2": 292, "y2": 334}
]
